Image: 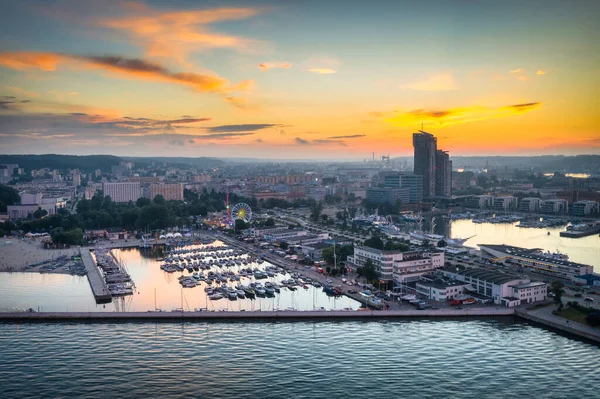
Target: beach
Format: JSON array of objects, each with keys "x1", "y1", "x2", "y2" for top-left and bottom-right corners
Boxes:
[{"x1": 0, "y1": 237, "x2": 82, "y2": 274}]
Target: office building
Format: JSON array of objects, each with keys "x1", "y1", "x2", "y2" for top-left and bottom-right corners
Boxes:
[
  {"x1": 571, "y1": 200, "x2": 599, "y2": 217},
  {"x1": 347, "y1": 246, "x2": 444, "y2": 282},
  {"x1": 150, "y1": 183, "x2": 184, "y2": 201},
  {"x1": 435, "y1": 150, "x2": 452, "y2": 197},
  {"x1": 366, "y1": 187, "x2": 410, "y2": 205},
  {"x1": 413, "y1": 131, "x2": 437, "y2": 198},
  {"x1": 519, "y1": 197, "x2": 542, "y2": 212},
  {"x1": 466, "y1": 194, "x2": 493, "y2": 209},
  {"x1": 541, "y1": 199, "x2": 568, "y2": 214},
  {"x1": 381, "y1": 172, "x2": 423, "y2": 203},
  {"x1": 493, "y1": 196, "x2": 518, "y2": 210},
  {"x1": 102, "y1": 182, "x2": 141, "y2": 203}
]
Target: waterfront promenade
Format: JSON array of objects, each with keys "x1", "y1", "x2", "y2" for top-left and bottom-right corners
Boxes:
[{"x1": 516, "y1": 305, "x2": 600, "y2": 344}]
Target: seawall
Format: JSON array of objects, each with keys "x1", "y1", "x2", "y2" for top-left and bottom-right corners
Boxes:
[
  {"x1": 515, "y1": 309, "x2": 600, "y2": 344},
  {"x1": 0, "y1": 308, "x2": 515, "y2": 321}
]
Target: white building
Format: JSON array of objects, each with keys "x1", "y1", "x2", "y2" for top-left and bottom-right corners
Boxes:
[
  {"x1": 102, "y1": 182, "x2": 141, "y2": 203},
  {"x1": 439, "y1": 267, "x2": 541, "y2": 306},
  {"x1": 519, "y1": 197, "x2": 542, "y2": 212},
  {"x1": 415, "y1": 278, "x2": 470, "y2": 302},
  {"x1": 571, "y1": 200, "x2": 599, "y2": 217},
  {"x1": 510, "y1": 282, "x2": 547, "y2": 305},
  {"x1": 392, "y1": 251, "x2": 445, "y2": 283},
  {"x1": 253, "y1": 227, "x2": 311, "y2": 242},
  {"x1": 347, "y1": 246, "x2": 444, "y2": 282},
  {"x1": 541, "y1": 199, "x2": 568, "y2": 214},
  {"x1": 466, "y1": 194, "x2": 493, "y2": 209},
  {"x1": 6, "y1": 193, "x2": 64, "y2": 220},
  {"x1": 493, "y1": 196, "x2": 518, "y2": 210}
]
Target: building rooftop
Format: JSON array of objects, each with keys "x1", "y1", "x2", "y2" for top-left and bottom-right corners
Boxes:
[
  {"x1": 511, "y1": 282, "x2": 546, "y2": 289},
  {"x1": 442, "y1": 266, "x2": 521, "y2": 285},
  {"x1": 417, "y1": 278, "x2": 468, "y2": 290},
  {"x1": 479, "y1": 244, "x2": 591, "y2": 270}
]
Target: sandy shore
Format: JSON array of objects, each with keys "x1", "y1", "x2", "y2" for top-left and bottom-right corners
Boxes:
[{"x1": 0, "y1": 237, "x2": 81, "y2": 274}]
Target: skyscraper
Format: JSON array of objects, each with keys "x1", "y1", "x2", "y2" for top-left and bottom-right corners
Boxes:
[
  {"x1": 413, "y1": 131, "x2": 437, "y2": 198},
  {"x1": 435, "y1": 150, "x2": 452, "y2": 197}
]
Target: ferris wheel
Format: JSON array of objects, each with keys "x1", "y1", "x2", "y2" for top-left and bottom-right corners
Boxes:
[{"x1": 231, "y1": 203, "x2": 252, "y2": 222}]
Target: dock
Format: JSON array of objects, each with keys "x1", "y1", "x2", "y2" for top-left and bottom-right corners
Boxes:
[
  {"x1": 79, "y1": 249, "x2": 112, "y2": 304},
  {"x1": 559, "y1": 226, "x2": 600, "y2": 238}
]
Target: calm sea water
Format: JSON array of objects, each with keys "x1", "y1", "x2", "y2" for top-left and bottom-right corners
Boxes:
[{"x1": 0, "y1": 319, "x2": 598, "y2": 398}]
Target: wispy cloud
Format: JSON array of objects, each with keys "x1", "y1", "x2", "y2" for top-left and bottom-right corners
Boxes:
[
  {"x1": 508, "y1": 68, "x2": 523, "y2": 74},
  {"x1": 48, "y1": 90, "x2": 79, "y2": 99},
  {"x1": 536, "y1": 70, "x2": 547, "y2": 75},
  {"x1": 0, "y1": 52, "x2": 253, "y2": 105},
  {"x1": 97, "y1": 3, "x2": 265, "y2": 65},
  {"x1": 328, "y1": 134, "x2": 365, "y2": 139},
  {"x1": 399, "y1": 72, "x2": 457, "y2": 91},
  {"x1": 294, "y1": 137, "x2": 346, "y2": 146},
  {"x1": 259, "y1": 62, "x2": 291, "y2": 71},
  {"x1": 206, "y1": 124, "x2": 281, "y2": 133},
  {"x1": 6, "y1": 86, "x2": 39, "y2": 98},
  {"x1": 0, "y1": 95, "x2": 31, "y2": 110},
  {"x1": 502, "y1": 102, "x2": 542, "y2": 112},
  {"x1": 309, "y1": 68, "x2": 336, "y2": 74}
]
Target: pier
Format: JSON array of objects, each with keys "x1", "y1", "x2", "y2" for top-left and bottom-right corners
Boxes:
[
  {"x1": 79, "y1": 249, "x2": 112, "y2": 303},
  {"x1": 0, "y1": 307, "x2": 515, "y2": 321}
]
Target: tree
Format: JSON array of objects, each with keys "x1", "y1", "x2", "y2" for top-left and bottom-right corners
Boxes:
[
  {"x1": 0, "y1": 184, "x2": 20, "y2": 212},
  {"x1": 265, "y1": 218, "x2": 275, "y2": 226},
  {"x1": 33, "y1": 207, "x2": 48, "y2": 219},
  {"x1": 550, "y1": 280, "x2": 564, "y2": 305},
  {"x1": 586, "y1": 312, "x2": 600, "y2": 327},
  {"x1": 279, "y1": 241, "x2": 289, "y2": 250},
  {"x1": 364, "y1": 235, "x2": 384, "y2": 250},
  {"x1": 234, "y1": 218, "x2": 248, "y2": 232},
  {"x1": 437, "y1": 239, "x2": 447, "y2": 248},
  {"x1": 357, "y1": 258, "x2": 379, "y2": 283},
  {"x1": 153, "y1": 194, "x2": 166, "y2": 205},
  {"x1": 136, "y1": 197, "x2": 152, "y2": 207}
]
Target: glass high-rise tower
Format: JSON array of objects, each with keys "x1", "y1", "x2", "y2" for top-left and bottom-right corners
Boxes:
[{"x1": 413, "y1": 130, "x2": 437, "y2": 198}]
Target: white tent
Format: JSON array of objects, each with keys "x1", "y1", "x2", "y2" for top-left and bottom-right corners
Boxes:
[
  {"x1": 173, "y1": 232, "x2": 183, "y2": 237},
  {"x1": 159, "y1": 235, "x2": 166, "y2": 239},
  {"x1": 165, "y1": 233, "x2": 175, "y2": 238}
]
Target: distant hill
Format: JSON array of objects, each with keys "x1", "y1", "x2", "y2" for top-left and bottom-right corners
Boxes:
[{"x1": 0, "y1": 154, "x2": 122, "y2": 171}]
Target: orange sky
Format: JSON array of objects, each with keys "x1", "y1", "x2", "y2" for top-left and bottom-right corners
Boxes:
[{"x1": 0, "y1": 0, "x2": 598, "y2": 158}]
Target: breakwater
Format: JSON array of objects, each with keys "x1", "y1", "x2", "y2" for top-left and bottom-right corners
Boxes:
[
  {"x1": 0, "y1": 307, "x2": 515, "y2": 321},
  {"x1": 79, "y1": 249, "x2": 111, "y2": 303}
]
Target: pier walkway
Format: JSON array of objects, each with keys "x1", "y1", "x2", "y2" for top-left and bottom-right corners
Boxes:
[
  {"x1": 0, "y1": 307, "x2": 515, "y2": 321},
  {"x1": 80, "y1": 249, "x2": 112, "y2": 303}
]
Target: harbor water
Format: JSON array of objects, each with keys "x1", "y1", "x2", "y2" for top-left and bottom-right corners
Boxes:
[
  {"x1": 0, "y1": 319, "x2": 598, "y2": 398},
  {"x1": 0, "y1": 241, "x2": 360, "y2": 312},
  {"x1": 438, "y1": 219, "x2": 599, "y2": 269}
]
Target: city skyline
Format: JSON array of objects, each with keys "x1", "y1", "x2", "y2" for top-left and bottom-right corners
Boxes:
[{"x1": 0, "y1": 0, "x2": 599, "y2": 159}]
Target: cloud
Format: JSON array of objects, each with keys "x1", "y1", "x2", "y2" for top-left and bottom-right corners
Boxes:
[
  {"x1": 206, "y1": 124, "x2": 281, "y2": 133},
  {"x1": 0, "y1": 96, "x2": 31, "y2": 110},
  {"x1": 399, "y1": 72, "x2": 457, "y2": 91},
  {"x1": 6, "y1": 86, "x2": 39, "y2": 98},
  {"x1": 309, "y1": 68, "x2": 336, "y2": 74},
  {"x1": 509, "y1": 68, "x2": 523, "y2": 74},
  {"x1": 0, "y1": 52, "x2": 254, "y2": 104},
  {"x1": 381, "y1": 101, "x2": 542, "y2": 128},
  {"x1": 502, "y1": 102, "x2": 542, "y2": 112},
  {"x1": 294, "y1": 137, "x2": 346, "y2": 146},
  {"x1": 48, "y1": 90, "x2": 79, "y2": 99},
  {"x1": 97, "y1": 4, "x2": 264, "y2": 65},
  {"x1": 259, "y1": 62, "x2": 291, "y2": 71},
  {"x1": 255, "y1": 138, "x2": 263, "y2": 143},
  {"x1": 328, "y1": 134, "x2": 365, "y2": 139},
  {"x1": 536, "y1": 70, "x2": 546, "y2": 75}
]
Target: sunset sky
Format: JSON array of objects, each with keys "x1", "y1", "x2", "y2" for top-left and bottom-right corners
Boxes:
[{"x1": 0, "y1": 0, "x2": 598, "y2": 159}]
